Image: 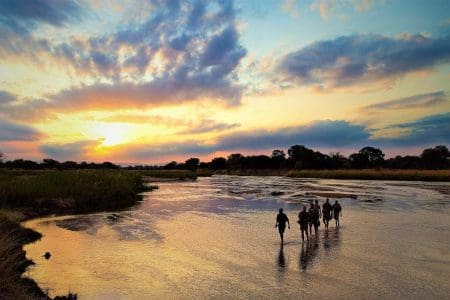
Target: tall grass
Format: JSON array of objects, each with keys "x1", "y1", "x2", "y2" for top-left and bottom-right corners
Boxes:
[{"x1": 0, "y1": 169, "x2": 150, "y2": 215}]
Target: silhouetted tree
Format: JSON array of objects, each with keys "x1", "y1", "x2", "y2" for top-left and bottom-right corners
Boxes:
[
  {"x1": 42, "y1": 158, "x2": 60, "y2": 169},
  {"x1": 227, "y1": 153, "x2": 244, "y2": 169},
  {"x1": 61, "y1": 161, "x2": 78, "y2": 169},
  {"x1": 185, "y1": 158, "x2": 200, "y2": 171},
  {"x1": 421, "y1": 145, "x2": 450, "y2": 169},
  {"x1": 271, "y1": 149, "x2": 286, "y2": 168},
  {"x1": 287, "y1": 145, "x2": 318, "y2": 169},
  {"x1": 210, "y1": 157, "x2": 227, "y2": 170},
  {"x1": 101, "y1": 161, "x2": 119, "y2": 169},
  {"x1": 349, "y1": 153, "x2": 368, "y2": 169},
  {"x1": 4, "y1": 159, "x2": 40, "y2": 169},
  {"x1": 350, "y1": 146, "x2": 384, "y2": 168},
  {"x1": 359, "y1": 146, "x2": 385, "y2": 167},
  {"x1": 329, "y1": 152, "x2": 348, "y2": 169},
  {"x1": 199, "y1": 161, "x2": 211, "y2": 169},
  {"x1": 243, "y1": 155, "x2": 273, "y2": 169},
  {"x1": 164, "y1": 161, "x2": 178, "y2": 169},
  {"x1": 385, "y1": 155, "x2": 421, "y2": 169}
]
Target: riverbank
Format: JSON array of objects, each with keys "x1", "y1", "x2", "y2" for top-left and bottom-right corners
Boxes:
[
  {"x1": 0, "y1": 169, "x2": 179, "y2": 299},
  {"x1": 0, "y1": 211, "x2": 49, "y2": 299},
  {"x1": 206, "y1": 169, "x2": 450, "y2": 181}
]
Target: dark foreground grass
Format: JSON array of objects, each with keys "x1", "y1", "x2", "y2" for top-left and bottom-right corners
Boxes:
[{"x1": 0, "y1": 169, "x2": 151, "y2": 217}]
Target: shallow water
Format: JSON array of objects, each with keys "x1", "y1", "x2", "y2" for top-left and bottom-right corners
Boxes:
[{"x1": 24, "y1": 176, "x2": 450, "y2": 299}]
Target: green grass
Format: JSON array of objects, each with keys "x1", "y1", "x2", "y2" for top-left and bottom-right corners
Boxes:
[
  {"x1": 0, "y1": 169, "x2": 151, "y2": 215},
  {"x1": 286, "y1": 169, "x2": 450, "y2": 181}
]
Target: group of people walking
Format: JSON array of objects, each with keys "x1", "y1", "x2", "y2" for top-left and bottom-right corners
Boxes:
[{"x1": 275, "y1": 198, "x2": 342, "y2": 243}]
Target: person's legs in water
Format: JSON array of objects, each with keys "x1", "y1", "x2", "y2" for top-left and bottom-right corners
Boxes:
[
  {"x1": 279, "y1": 225, "x2": 286, "y2": 243},
  {"x1": 309, "y1": 222, "x2": 312, "y2": 235}
]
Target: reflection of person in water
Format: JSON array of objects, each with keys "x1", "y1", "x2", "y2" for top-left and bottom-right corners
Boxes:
[
  {"x1": 308, "y1": 203, "x2": 315, "y2": 235},
  {"x1": 333, "y1": 200, "x2": 342, "y2": 227},
  {"x1": 275, "y1": 208, "x2": 290, "y2": 244},
  {"x1": 277, "y1": 244, "x2": 286, "y2": 271},
  {"x1": 298, "y1": 205, "x2": 310, "y2": 242},
  {"x1": 299, "y1": 241, "x2": 319, "y2": 270},
  {"x1": 322, "y1": 198, "x2": 333, "y2": 229}
]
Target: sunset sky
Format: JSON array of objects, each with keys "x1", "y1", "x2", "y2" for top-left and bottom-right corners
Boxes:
[{"x1": 0, "y1": 0, "x2": 449, "y2": 164}]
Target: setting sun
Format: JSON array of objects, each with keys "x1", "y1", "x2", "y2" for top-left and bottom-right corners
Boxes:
[{"x1": 90, "y1": 123, "x2": 131, "y2": 146}]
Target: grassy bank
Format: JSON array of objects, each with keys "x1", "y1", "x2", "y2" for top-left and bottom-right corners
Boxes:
[
  {"x1": 212, "y1": 168, "x2": 450, "y2": 181},
  {"x1": 0, "y1": 169, "x2": 153, "y2": 217}
]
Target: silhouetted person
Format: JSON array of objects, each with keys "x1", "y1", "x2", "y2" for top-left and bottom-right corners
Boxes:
[
  {"x1": 308, "y1": 203, "x2": 315, "y2": 235},
  {"x1": 315, "y1": 199, "x2": 322, "y2": 219},
  {"x1": 333, "y1": 200, "x2": 342, "y2": 227},
  {"x1": 298, "y1": 205, "x2": 310, "y2": 242},
  {"x1": 275, "y1": 208, "x2": 290, "y2": 243},
  {"x1": 310, "y1": 201, "x2": 321, "y2": 235},
  {"x1": 322, "y1": 198, "x2": 333, "y2": 229}
]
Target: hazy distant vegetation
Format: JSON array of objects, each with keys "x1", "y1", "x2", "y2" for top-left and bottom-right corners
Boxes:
[{"x1": 1, "y1": 145, "x2": 448, "y2": 172}]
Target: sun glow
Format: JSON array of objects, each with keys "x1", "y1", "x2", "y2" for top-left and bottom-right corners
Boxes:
[{"x1": 90, "y1": 123, "x2": 131, "y2": 146}]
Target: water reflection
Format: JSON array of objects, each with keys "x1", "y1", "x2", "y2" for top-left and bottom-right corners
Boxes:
[
  {"x1": 277, "y1": 244, "x2": 286, "y2": 272},
  {"x1": 323, "y1": 227, "x2": 341, "y2": 252},
  {"x1": 298, "y1": 239, "x2": 319, "y2": 271},
  {"x1": 23, "y1": 176, "x2": 450, "y2": 299}
]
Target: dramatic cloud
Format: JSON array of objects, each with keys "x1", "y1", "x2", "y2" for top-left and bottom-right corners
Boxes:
[
  {"x1": 1, "y1": 0, "x2": 246, "y2": 115},
  {"x1": 39, "y1": 140, "x2": 101, "y2": 160},
  {"x1": 216, "y1": 120, "x2": 370, "y2": 150},
  {"x1": 277, "y1": 33, "x2": 450, "y2": 89},
  {"x1": 0, "y1": 119, "x2": 43, "y2": 141},
  {"x1": 361, "y1": 91, "x2": 449, "y2": 112},
  {"x1": 380, "y1": 112, "x2": 450, "y2": 146},
  {"x1": 0, "y1": 0, "x2": 85, "y2": 36}
]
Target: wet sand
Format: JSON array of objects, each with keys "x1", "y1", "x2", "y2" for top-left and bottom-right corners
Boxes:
[{"x1": 24, "y1": 176, "x2": 450, "y2": 299}]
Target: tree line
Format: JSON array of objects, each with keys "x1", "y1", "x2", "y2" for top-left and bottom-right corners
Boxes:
[{"x1": 0, "y1": 145, "x2": 448, "y2": 171}]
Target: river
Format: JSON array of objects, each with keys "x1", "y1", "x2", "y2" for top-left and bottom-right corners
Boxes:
[{"x1": 24, "y1": 175, "x2": 450, "y2": 299}]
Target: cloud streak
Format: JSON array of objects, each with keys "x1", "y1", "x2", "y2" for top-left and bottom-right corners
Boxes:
[
  {"x1": 0, "y1": 119, "x2": 43, "y2": 141},
  {"x1": 277, "y1": 33, "x2": 450, "y2": 90},
  {"x1": 361, "y1": 91, "x2": 449, "y2": 112},
  {"x1": 0, "y1": 0, "x2": 85, "y2": 35}
]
